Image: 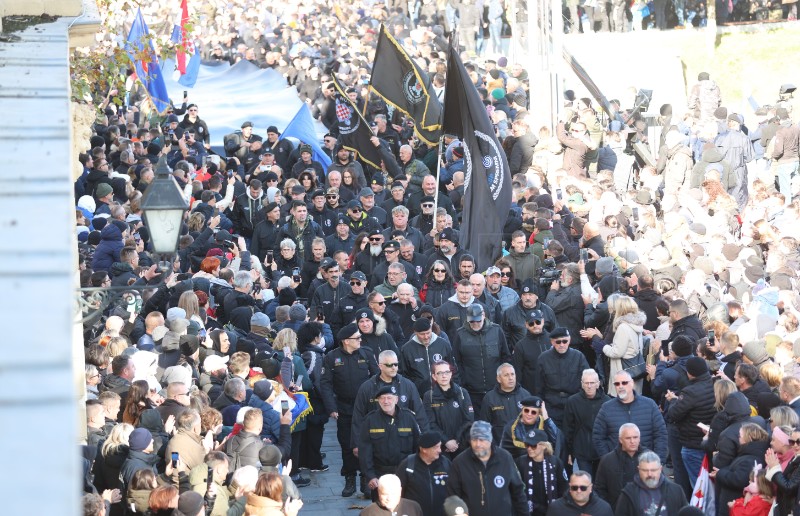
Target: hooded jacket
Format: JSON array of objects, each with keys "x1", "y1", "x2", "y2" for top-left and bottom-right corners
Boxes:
[
  {"x1": 512, "y1": 331, "x2": 551, "y2": 394},
  {"x1": 509, "y1": 132, "x2": 538, "y2": 176},
  {"x1": 452, "y1": 320, "x2": 510, "y2": 395},
  {"x1": 505, "y1": 248, "x2": 541, "y2": 284},
  {"x1": 716, "y1": 439, "x2": 769, "y2": 514},
  {"x1": 615, "y1": 473, "x2": 687, "y2": 516},
  {"x1": 120, "y1": 449, "x2": 159, "y2": 488},
  {"x1": 663, "y1": 144, "x2": 694, "y2": 193},
  {"x1": 400, "y1": 333, "x2": 456, "y2": 396},
  {"x1": 710, "y1": 391, "x2": 768, "y2": 469},
  {"x1": 633, "y1": 288, "x2": 663, "y2": 332},
  {"x1": 92, "y1": 223, "x2": 124, "y2": 272}
]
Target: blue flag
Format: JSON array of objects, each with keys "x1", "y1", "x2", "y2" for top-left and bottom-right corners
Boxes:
[
  {"x1": 126, "y1": 9, "x2": 170, "y2": 113},
  {"x1": 280, "y1": 104, "x2": 332, "y2": 170},
  {"x1": 177, "y1": 50, "x2": 201, "y2": 88}
]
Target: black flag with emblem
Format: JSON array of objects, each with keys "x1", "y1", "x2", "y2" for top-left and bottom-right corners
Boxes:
[
  {"x1": 370, "y1": 25, "x2": 442, "y2": 146},
  {"x1": 442, "y1": 41, "x2": 512, "y2": 271},
  {"x1": 331, "y1": 76, "x2": 383, "y2": 169}
]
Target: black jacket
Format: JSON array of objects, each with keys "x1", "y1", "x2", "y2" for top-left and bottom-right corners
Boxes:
[
  {"x1": 320, "y1": 346, "x2": 379, "y2": 415},
  {"x1": 399, "y1": 334, "x2": 456, "y2": 396},
  {"x1": 664, "y1": 314, "x2": 705, "y2": 348},
  {"x1": 512, "y1": 331, "x2": 551, "y2": 394},
  {"x1": 615, "y1": 475, "x2": 687, "y2": 516},
  {"x1": 452, "y1": 320, "x2": 511, "y2": 395},
  {"x1": 534, "y1": 348, "x2": 590, "y2": 424},
  {"x1": 633, "y1": 288, "x2": 663, "y2": 332},
  {"x1": 447, "y1": 445, "x2": 528, "y2": 516},
  {"x1": 509, "y1": 132, "x2": 538, "y2": 176},
  {"x1": 546, "y1": 492, "x2": 614, "y2": 516},
  {"x1": 562, "y1": 389, "x2": 612, "y2": 462},
  {"x1": 435, "y1": 298, "x2": 491, "y2": 339},
  {"x1": 351, "y1": 374, "x2": 429, "y2": 448},
  {"x1": 359, "y1": 407, "x2": 420, "y2": 480},
  {"x1": 276, "y1": 219, "x2": 325, "y2": 263},
  {"x1": 395, "y1": 453, "x2": 452, "y2": 516},
  {"x1": 666, "y1": 372, "x2": 716, "y2": 449},
  {"x1": 230, "y1": 191, "x2": 265, "y2": 238},
  {"x1": 769, "y1": 455, "x2": 800, "y2": 516},
  {"x1": 480, "y1": 384, "x2": 532, "y2": 443},
  {"x1": 328, "y1": 291, "x2": 368, "y2": 337},
  {"x1": 423, "y1": 383, "x2": 475, "y2": 446},
  {"x1": 250, "y1": 219, "x2": 280, "y2": 262},
  {"x1": 310, "y1": 280, "x2": 350, "y2": 323},
  {"x1": 594, "y1": 447, "x2": 644, "y2": 509},
  {"x1": 502, "y1": 301, "x2": 557, "y2": 350},
  {"x1": 716, "y1": 440, "x2": 769, "y2": 515},
  {"x1": 544, "y1": 284, "x2": 584, "y2": 343}
]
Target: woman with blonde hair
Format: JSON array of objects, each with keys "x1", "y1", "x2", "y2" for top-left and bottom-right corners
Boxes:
[
  {"x1": 245, "y1": 472, "x2": 303, "y2": 515},
  {"x1": 714, "y1": 423, "x2": 769, "y2": 511},
  {"x1": 93, "y1": 423, "x2": 134, "y2": 493},
  {"x1": 600, "y1": 295, "x2": 647, "y2": 394},
  {"x1": 178, "y1": 290, "x2": 204, "y2": 329}
]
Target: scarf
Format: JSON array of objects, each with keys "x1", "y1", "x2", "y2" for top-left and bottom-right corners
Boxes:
[
  {"x1": 291, "y1": 219, "x2": 308, "y2": 257},
  {"x1": 526, "y1": 458, "x2": 557, "y2": 513}
]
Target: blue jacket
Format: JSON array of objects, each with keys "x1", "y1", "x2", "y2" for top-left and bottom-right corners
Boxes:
[
  {"x1": 592, "y1": 393, "x2": 667, "y2": 462},
  {"x1": 91, "y1": 223, "x2": 124, "y2": 272},
  {"x1": 247, "y1": 395, "x2": 281, "y2": 444},
  {"x1": 651, "y1": 355, "x2": 691, "y2": 404}
]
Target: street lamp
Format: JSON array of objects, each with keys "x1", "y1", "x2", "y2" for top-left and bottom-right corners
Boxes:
[{"x1": 140, "y1": 156, "x2": 190, "y2": 255}]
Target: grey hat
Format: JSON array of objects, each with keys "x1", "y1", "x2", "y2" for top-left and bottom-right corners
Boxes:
[
  {"x1": 289, "y1": 304, "x2": 307, "y2": 322},
  {"x1": 470, "y1": 421, "x2": 492, "y2": 442},
  {"x1": 359, "y1": 187, "x2": 374, "y2": 198},
  {"x1": 258, "y1": 444, "x2": 282, "y2": 467},
  {"x1": 595, "y1": 256, "x2": 614, "y2": 276},
  {"x1": 174, "y1": 491, "x2": 204, "y2": 516},
  {"x1": 251, "y1": 312, "x2": 270, "y2": 328},
  {"x1": 166, "y1": 307, "x2": 187, "y2": 323},
  {"x1": 466, "y1": 303, "x2": 484, "y2": 321}
]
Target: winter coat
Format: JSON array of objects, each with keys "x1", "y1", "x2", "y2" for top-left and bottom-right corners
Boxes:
[
  {"x1": 395, "y1": 453, "x2": 452, "y2": 516},
  {"x1": 243, "y1": 493, "x2": 283, "y2": 516},
  {"x1": 556, "y1": 122, "x2": 589, "y2": 178},
  {"x1": 119, "y1": 450, "x2": 159, "y2": 488},
  {"x1": 225, "y1": 430, "x2": 263, "y2": 469},
  {"x1": 447, "y1": 446, "x2": 529, "y2": 516},
  {"x1": 424, "y1": 383, "x2": 474, "y2": 447},
  {"x1": 246, "y1": 395, "x2": 281, "y2": 444},
  {"x1": 663, "y1": 144, "x2": 694, "y2": 194},
  {"x1": 421, "y1": 280, "x2": 455, "y2": 309},
  {"x1": 633, "y1": 288, "x2": 663, "y2": 332},
  {"x1": 690, "y1": 147, "x2": 734, "y2": 189},
  {"x1": 716, "y1": 440, "x2": 770, "y2": 516},
  {"x1": 505, "y1": 249, "x2": 541, "y2": 283},
  {"x1": 594, "y1": 447, "x2": 645, "y2": 509},
  {"x1": 480, "y1": 384, "x2": 533, "y2": 443},
  {"x1": 509, "y1": 132, "x2": 538, "y2": 175},
  {"x1": 399, "y1": 333, "x2": 455, "y2": 396},
  {"x1": 512, "y1": 331, "x2": 551, "y2": 394},
  {"x1": 544, "y1": 284, "x2": 585, "y2": 343},
  {"x1": 452, "y1": 320, "x2": 511, "y2": 395},
  {"x1": 351, "y1": 374, "x2": 429, "y2": 448},
  {"x1": 165, "y1": 430, "x2": 206, "y2": 473},
  {"x1": 93, "y1": 444, "x2": 128, "y2": 492},
  {"x1": 592, "y1": 392, "x2": 668, "y2": 462},
  {"x1": 92, "y1": 223, "x2": 124, "y2": 272},
  {"x1": 666, "y1": 372, "x2": 717, "y2": 449},
  {"x1": 615, "y1": 474, "x2": 688, "y2": 516},
  {"x1": 710, "y1": 392, "x2": 768, "y2": 469},
  {"x1": 602, "y1": 312, "x2": 646, "y2": 393},
  {"x1": 503, "y1": 300, "x2": 557, "y2": 351},
  {"x1": 562, "y1": 389, "x2": 612, "y2": 462},
  {"x1": 534, "y1": 347, "x2": 590, "y2": 424},
  {"x1": 767, "y1": 455, "x2": 800, "y2": 516}
]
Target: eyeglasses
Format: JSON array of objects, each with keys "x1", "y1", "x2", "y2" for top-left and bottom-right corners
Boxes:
[
  {"x1": 350, "y1": 281, "x2": 363, "y2": 286},
  {"x1": 372, "y1": 300, "x2": 386, "y2": 305},
  {"x1": 570, "y1": 485, "x2": 590, "y2": 492},
  {"x1": 433, "y1": 269, "x2": 446, "y2": 273},
  {"x1": 522, "y1": 408, "x2": 539, "y2": 415},
  {"x1": 434, "y1": 371, "x2": 452, "y2": 376},
  {"x1": 385, "y1": 249, "x2": 398, "y2": 254},
  {"x1": 613, "y1": 381, "x2": 631, "y2": 386},
  {"x1": 346, "y1": 336, "x2": 362, "y2": 341},
  {"x1": 422, "y1": 203, "x2": 434, "y2": 208},
  {"x1": 500, "y1": 272, "x2": 511, "y2": 277},
  {"x1": 387, "y1": 271, "x2": 403, "y2": 276},
  {"x1": 381, "y1": 363, "x2": 399, "y2": 368},
  {"x1": 553, "y1": 339, "x2": 569, "y2": 344},
  {"x1": 369, "y1": 237, "x2": 383, "y2": 242}
]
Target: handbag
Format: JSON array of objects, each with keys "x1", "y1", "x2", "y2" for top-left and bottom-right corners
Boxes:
[{"x1": 621, "y1": 332, "x2": 647, "y2": 380}]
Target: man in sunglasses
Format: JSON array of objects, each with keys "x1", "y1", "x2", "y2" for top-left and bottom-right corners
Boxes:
[
  {"x1": 592, "y1": 371, "x2": 667, "y2": 464},
  {"x1": 329, "y1": 271, "x2": 370, "y2": 337},
  {"x1": 352, "y1": 350, "x2": 428, "y2": 464},
  {"x1": 534, "y1": 327, "x2": 589, "y2": 428},
  {"x1": 310, "y1": 258, "x2": 350, "y2": 324},
  {"x1": 511, "y1": 309, "x2": 552, "y2": 397},
  {"x1": 545, "y1": 470, "x2": 613, "y2": 516}
]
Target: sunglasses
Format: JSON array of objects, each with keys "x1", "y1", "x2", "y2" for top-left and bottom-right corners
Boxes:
[
  {"x1": 326, "y1": 194, "x2": 338, "y2": 199},
  {"x1": 433, "y1": 269, "x2": 446, "y2": 273},
  {"x1": 372, "y1": 300, "x2": 386, "y2": 305},
  {"x1": 522, "y1": 408, "x2": 539, "y2": 414},
  {"x1": 528, "y1": 320, "x2": 543, "y2": 325},
  {"x1": 369, "y1": 237, "x2": 383, "y2": 242},
  {"x1": 385, "y1": 248, "x2": 398, "y2": 253},
  {"x1": 570, "y1": 485, "x2": 590, "y2": 492},
  {"x1": 422, "y1": 203, "x2": 434, "y2": 208},
  {"x1": 553, "y1": 339, "x2": 569, "y2": 344},
  {"x1": 381, "y1": 363, "x2": 399, "y2": 368},
  {"x1": 351, "y1": 208, "x2": 362, "y2": 213},
  {"x1": 350, "y1": 281, "x2": 363, "y2": 286},
  {"x1": 500, "y1": 272, "x2": 511, "y2": 277},
  {"x1": 790, "y1": 439, "x2": 800, "y2": 446},
  {"x1": 614, "y1": 381, "x2": 631, "y2": 386}
]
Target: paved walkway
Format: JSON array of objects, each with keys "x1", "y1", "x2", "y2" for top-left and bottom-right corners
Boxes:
[{"x1": 293, "y1": 420, "x2": 371, "y2": 515}]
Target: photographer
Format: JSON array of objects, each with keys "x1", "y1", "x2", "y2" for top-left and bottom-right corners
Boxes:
[{"x1": 544, "y1": 264, "x2": 585, "y2": 352}]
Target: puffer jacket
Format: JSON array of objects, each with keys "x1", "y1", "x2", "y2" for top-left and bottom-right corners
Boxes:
[
  {"x1": 663, "y1": 144, "x2": 694, "y2": 194},
  {"x1": 602, "y1": 311, "x2": 646, "y2": 393},
  {"x1": 592, "y1": 392, "x2": 668, "y2": 462},
  {"x1": 666, "y1": 372, "x2": 717, "y2": 449},
  {"x1": 420, "y1": 279, "x2": 455, "y2": 309},
  {"x1": 709, "y1": 392, "x2": 768, "y2": 469},
  {"x1": 716, "y1": 440, "x2": 769, "y2": 515},
  {"x1": 92, "y1": 223, "x2": 124, "y2": 272}
]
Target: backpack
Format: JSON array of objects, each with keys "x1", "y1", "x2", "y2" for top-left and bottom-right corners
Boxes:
[{"x1": 226, "y1": 434, "x2": 260, "y2": 470}]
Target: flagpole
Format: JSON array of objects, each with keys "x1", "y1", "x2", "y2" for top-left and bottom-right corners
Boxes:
[{"x1": 433, "y1": 136, "x2": 444, "y2": 226}]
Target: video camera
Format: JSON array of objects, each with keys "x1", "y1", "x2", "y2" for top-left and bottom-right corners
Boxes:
[{"x1": 538, "y1": 258, "x2": 560, "y2": 289}]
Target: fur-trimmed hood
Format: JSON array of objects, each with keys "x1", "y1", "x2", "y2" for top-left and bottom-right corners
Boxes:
[{"x1": 612, "y1": 310, "x2": 647, "y2": 333}]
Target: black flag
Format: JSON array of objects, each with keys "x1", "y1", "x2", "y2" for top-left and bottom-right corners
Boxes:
[
  {"x1": 331, "y1": 76, "x2": 383, "y2": 169},
  {"x1": 370, "y1": 25, "x2": 442, "y2": 146},
  {"x1": 442, "y1": 43, "x2": 512, "y2": 271}
]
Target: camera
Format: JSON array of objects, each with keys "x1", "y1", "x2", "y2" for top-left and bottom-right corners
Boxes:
[{"x1": 538, "y1": 258, "x2": 560, "y2": 288}]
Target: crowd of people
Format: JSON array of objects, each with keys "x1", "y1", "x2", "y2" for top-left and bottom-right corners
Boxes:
[{"x1": 75, "y1": 0, "x2": 800, "y2": 516}]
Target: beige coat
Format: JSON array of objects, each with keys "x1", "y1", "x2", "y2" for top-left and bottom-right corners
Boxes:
[
  {"x1": 165, "y1": 429, "x2": 206, "y2": 473},
  {"x1": 603, "y1": 311, "x2": 647, "y2": 394}
]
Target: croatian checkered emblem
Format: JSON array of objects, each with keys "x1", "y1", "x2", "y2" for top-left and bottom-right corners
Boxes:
[
  {"x1": 336, "y1": 99, "x2": 351, "y2": 125},
  {"x1": 183, "y1": 39, "x2": 195, "y2": 55}
]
